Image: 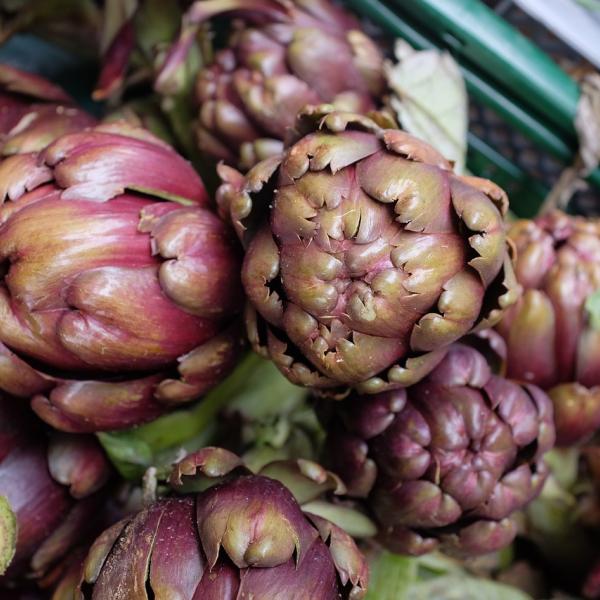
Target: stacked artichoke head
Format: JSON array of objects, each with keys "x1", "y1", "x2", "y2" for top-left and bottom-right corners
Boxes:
[
  {"x1": 0, "y1": 67, "x2": 244, "y2": 433},
  {"x1": 1, "y1": 0, "x2": 588, "y2": 594},
  {"x1": 214, "y1": 103, "x2": 561, "y2": 558},
  {"x1": 79, "y1": 447, "x2": 369, "y2": 599},
  {"x1": 218, "y1": 107, "x2": 519, "y2": 395},
  {"x1": 157, "y1": 0, "x2": 385, "y2": 170},
  {"x1": 498, "y1": 211, "x2": 600, "y2": 445},
  {"x1": 322, "y1": 341, "x2": 555, "y2": 556}
]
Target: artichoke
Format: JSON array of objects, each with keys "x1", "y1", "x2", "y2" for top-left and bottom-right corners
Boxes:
[
  {"x1": 79, "y1": 447, "x2": 369, "y2": 599},
  {"x1": 218, "y1": 107, "x2": 518, "y2": 395},
  {"x1": 322, "y1": 342, "x2": 555, "y2": 556},
  {"x1": 0, "y1": 64, "x2": 95, "y2": 153},
  {"x1": 157, "y1": 0, "x2": 384, "y2": 170},
  {"x1": 0, "y1": 120, "x2": 243, "y2": 432},
  {"x1": 0, "y1": 401, "x2": 111, "y2": 584},
  {"x1": 497, "y1": 210, "x2": 600, "y2": 445}
]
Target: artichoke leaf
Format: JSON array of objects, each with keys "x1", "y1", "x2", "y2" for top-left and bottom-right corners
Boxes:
[
  {"x1": 0, "y1": 495, "x2": 17, "y2": 576},
  {"x1": 385, "y1": 39, "x2": 468, "y2": 174}
]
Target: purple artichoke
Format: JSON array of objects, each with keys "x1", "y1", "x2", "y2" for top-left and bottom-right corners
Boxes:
[
  {"x1": 0, "y1": 401, "x2": 111, "y2": 585},
  {"x1": 156, "y1": 0, "x2": 384, "y2": 170},
  {"x1": 218, "y1": 107, "x2": 518, "y2": 395},
  {"x1": 0, "y1": 119, "x2": 243, "y2": 432},
  {"x1": 497, "y1": 211, "x2": 600, "y2": 445},
  {"x1": 323, "y1": 342, "x2": 555, "y2": 556},
  {"x1": 79, "y1": 447, "x2": 369, "y2": 599}
]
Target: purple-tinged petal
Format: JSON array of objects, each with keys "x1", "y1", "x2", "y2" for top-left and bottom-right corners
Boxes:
[
  {"x1": 43, "y1": 129, "x2": 209, "y2": 205},
  {"x1": 307, "y1": 513, "x2": 369, "y2": 598},
  {"x1": 94, "y1": 20, "x2": 135, "y2": 101},
  {"x1": 0, "y1": 342, "x2": 52, "y2": 398},
  {"x1": 30, "y1": 494, "x2": 102, "y2": 577},
  {"x1": 236, "y1": 539, "x2": 339, "y2": 600},
  {"x1": 504, "y1": 290, "x2": 557, "y2": 387},
  {"x1": 194, "y1": 559, "x2": 240, "y2": 600},
  {"x1": 149, "y1": 497, "x2": 206, "y2": 599},
  {"x1": 170, "y1": 447, "x2": 245, "y2": 489},
  {"x1": 0, "y1": 65, "x2": 72, "y2": 103},
  {"x1": 0, "y1": 426, "x2": 71, "y2": 578},
  {"x1": 439, "y1": 518, "x2": 517, "y2": 557},
  {"x1": 31, "y1": 375, "x2": 166, "y2": 433},
  {"x1": 47, "y1": 434, "x2": 111, "y2": 499},
  {"x1": 196, "y1": 475, "x2": 318, "y2": 569},
  {"x1": 80, "y1": 517, "x2": 131, "y2": 586},
  {"x1": 91, "y1": 502, "x2": 164, "y2": 600}
]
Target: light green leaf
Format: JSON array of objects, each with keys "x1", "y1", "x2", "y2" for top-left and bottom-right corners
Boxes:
[
  {"x1": 96, "y1": 432, "x2": 155, "y2": 480},
  {"x1": 385, "y1": 39, "x2": 468, "y2": 173},
  {"x1": 366, "y1": 551, "x2": 417, "y2": 600},
  {"x1": 544, "y1": 447, "x2": 580, "y2": 491},
  {"x1": 301, "y1": 500, "x2": 377, "y2": 539},
  {"x1": 0, "y1": 495, "x2": 17, "y2": 576},
  {"x1": 585, "y1": 288, "x2": 600, "y2": 330},
  {"x1": 135, "y1": 0, "x2": 182, "y2": 58},
  {"x1": 407, "y1": 575, "x2": 532, "y2": 600}
]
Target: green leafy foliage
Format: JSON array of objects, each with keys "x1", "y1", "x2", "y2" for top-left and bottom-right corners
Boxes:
[
  {"x1": 585, "y1": 288, "x2": 600, "y2": 331},
  {"x1": 98, "y1": 353, "x2": 310, "y2": 480},
  {"x1": 0, "y1": 495, "x2": 16, "y2": 576},
  {"x1": 366, "y1": 551, "x2": 532, "y2": 600}
]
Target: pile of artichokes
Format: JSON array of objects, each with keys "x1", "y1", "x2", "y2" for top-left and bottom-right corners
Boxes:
[{"x1": 0, "y1": 1, "x2": 599, "y2": 599}]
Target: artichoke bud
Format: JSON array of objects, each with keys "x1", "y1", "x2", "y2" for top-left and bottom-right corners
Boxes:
[
  {"x1": 323, "y1": 343, "x2": 556, "y2": 557},
  {"x1": 497, "y1": 210, "x2": 600, "y2": 446},
  {"x1": 220, "y1": 106, "x2": 518, "y2": 396},
  {"x1": 79, "y1": 447, "x2": 369, "y2": 599}
]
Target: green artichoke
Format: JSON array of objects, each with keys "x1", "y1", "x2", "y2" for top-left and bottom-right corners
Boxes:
[
  {"x1": 497, "y1": 210, "x2": 600, "y2": 445},
  {"x1": 156, "y1": 0, "x2": 384, "y2": 170},
  {"x1": 322, "y1": 342, "x2": 555, "y2": 556},
  {"x1": 0, "y1": 401, "x2": 111, "y2": 585},
  {"x1": 0, "y1": 116, "x2": 243, "y2": 432},
  {"x1": 79, "y1": 447, "x2": 369, "y2": 599},
  {"x1": 218, "y1": 107, "x2": 518, "y2": 395}
]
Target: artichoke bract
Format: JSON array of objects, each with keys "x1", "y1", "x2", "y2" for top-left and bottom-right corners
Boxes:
[
  {"x1": 0, "y1": 121, "x2": 243, "y2": 432},
  {"x1": 0, "y1": 401, "x2": 111, "y2": 584},
  {"x1": 497, "y1": 211, "x2": 600, "y2": 446},
  {"x1": 157, "y1": 0, "x2": 384, "y2": 170},
  {"x1": 79, "y1": 447, "x2": 369, "y2": 599},
  {"x1": 322, "y1": 342, "x2": 555, "y2": 556},
  {"x1": 0, "y1": 64, "x2": 95, "y2": 153},
  {"x1": 218, "y1": 107, "x2": 518, "y2": 395}
]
